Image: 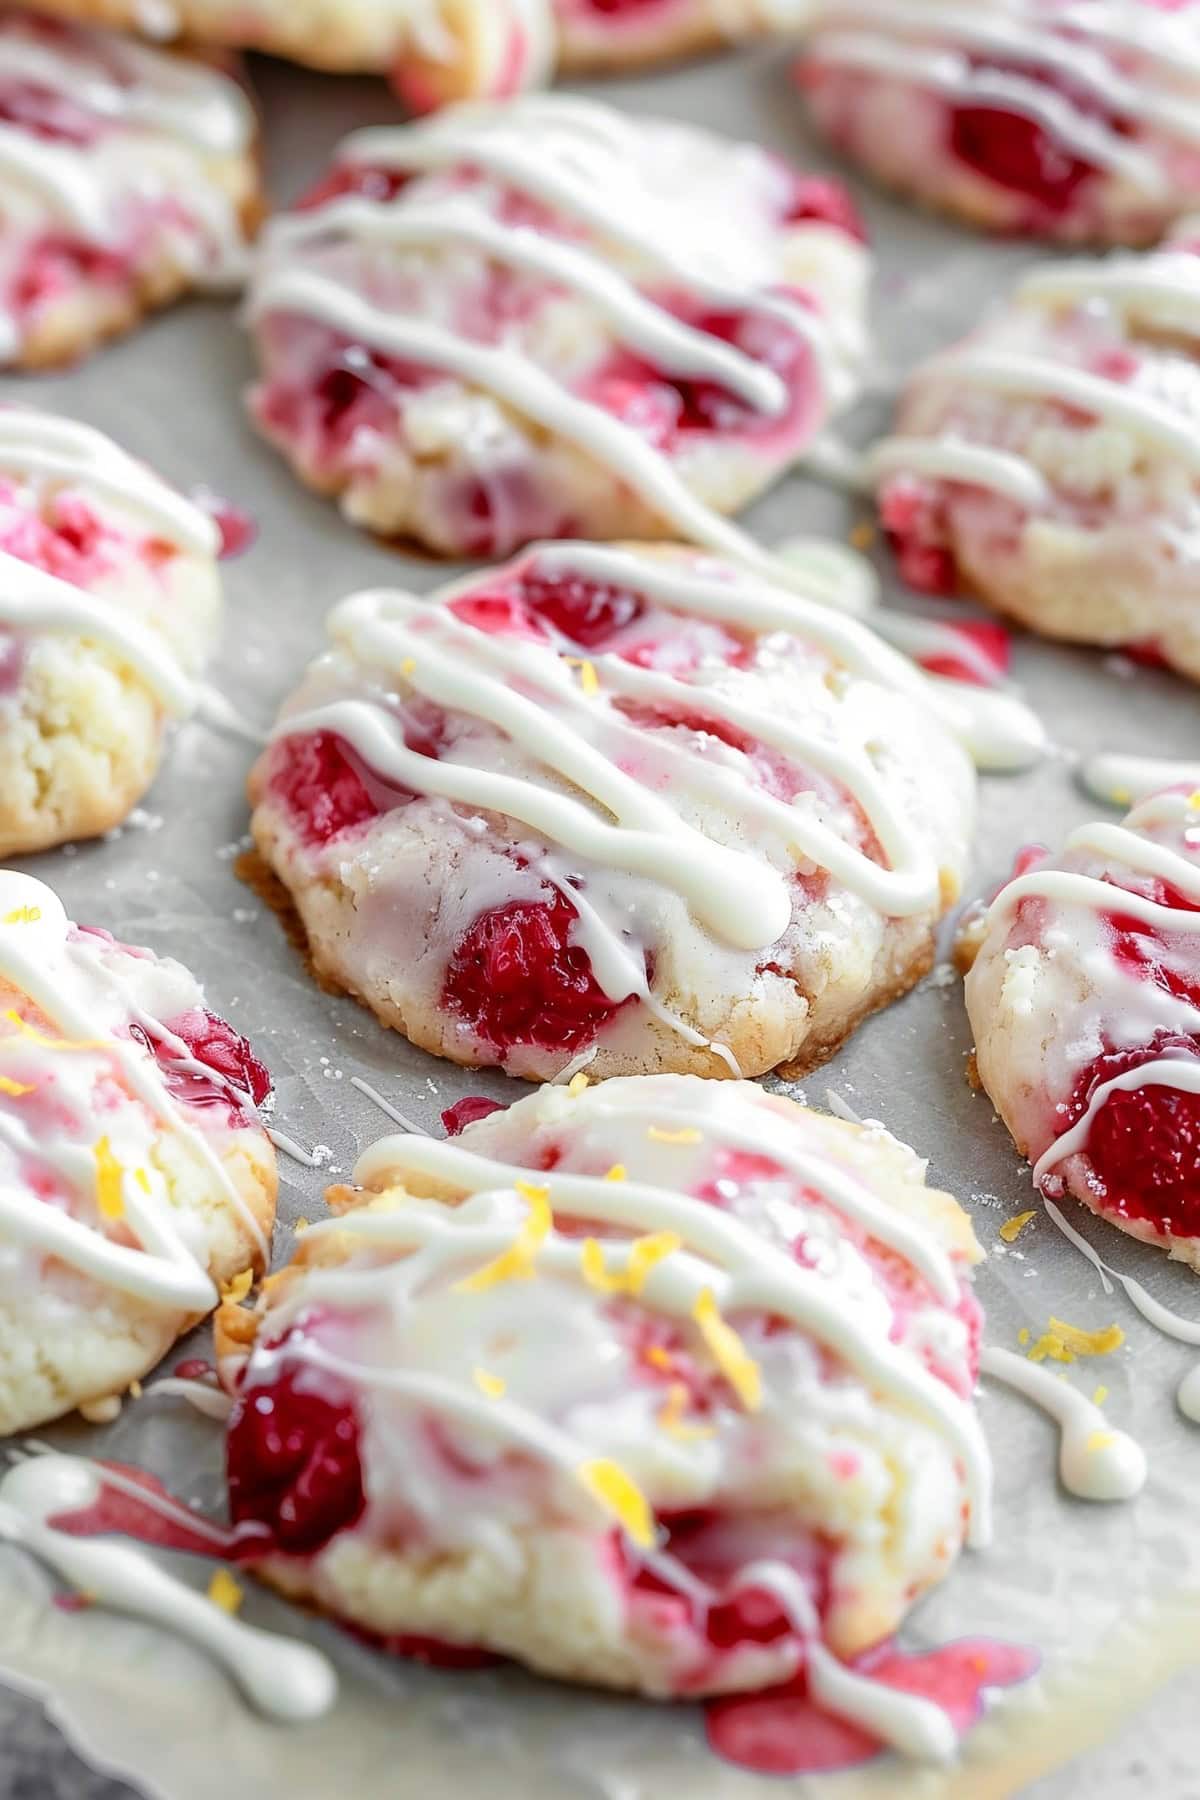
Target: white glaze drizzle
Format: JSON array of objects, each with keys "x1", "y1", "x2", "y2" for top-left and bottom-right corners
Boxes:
[
  {"x1": 979, "y1": 1347, "x2": 1146, "y2": 1502},
  {"x1": 0, "y1": 551, "x2": 197, "y2": 716},
  {"x1": 1081, "y1": 752, "x2": 1200, "y2": 808},
  {"x1": 248, "y1": 95, "x2": 862, "y2": 590},
  {"x1": 350, "y1": 1074, "x2": 429, "y2": 1135},
  {"x1": 0, "y1": 1455, "x2": 337, "y2": 1722},
  {"x1": 347, "y1": 1127, "x2": 992, "y2": 1538},
  {"x1": 0, "y1": 870, "x2": 270, "y2": 1311},
  {"x1": 1042, "y1": 1198, "x2": 1200, "y2": 1425},
  {"x1": 860, "y1": 435, "x2": 1052, "y2": 508},
  {"x1": 143, "y1": 1375, "x2": 233, "y2": 1422}
]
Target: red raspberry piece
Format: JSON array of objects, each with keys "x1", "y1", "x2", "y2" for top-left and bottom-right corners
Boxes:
[
  {"x1": 227, "y1": 1356, "x2": 365, "y2": 1557},
  {"x1": 442, "y1": 891, "x2": 626, "y2": 1054},
  {"x1": 153, "y1": 1007, "x2": 272, "y2": 1120},
  {"x1": 917, "y1": 618, "x2": 1012, "y2": 685},
  {"x1": 948, "y1": 65, "x2": 1103, "y2": 215},
  {"x1": 441, "y1": 1096, "x2": 507, "y2": 1136},
  {"x1": 516, "y1": 570, "x2": 647, "y2": 648},
  {"x1": 776, "y1": 171, "x2": 867, "y2": 242},
  {"x1": 1066, "y1": 1034, "x2": 1200, "y2": 1237},
  {"x1": 269, "y1": 731, "x2": 384, "y2": 848}
]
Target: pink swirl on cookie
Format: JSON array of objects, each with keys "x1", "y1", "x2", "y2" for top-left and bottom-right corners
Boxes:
[{"x1": 220, "y1": 1074, "x2": 987, "y2": 1758}]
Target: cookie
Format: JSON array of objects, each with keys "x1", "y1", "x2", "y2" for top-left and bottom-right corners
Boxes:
[
  {"x1": 963, "y1": 785, "x2": 1200, "y2": 1266},
  {"x1": 0, "y1": 407, "x2": 226, "y2": 856},
  {"x1": 245, "y1": 96, "x2": 868, "y2": 560},
  {"x1": 864, "y1": 231, "x2": 1200, "y2": 684},
  {"x1": 0, "y1": 9, "x2": 260, "y2": 368},
  {"x1": 220, "y1": 1072, "x2": 986, "y2": 1745},
  {"x1": 0, "y1": 870, "x2": 277, "y2": 1434},
  {"x1": 557, "y1": 0, "x2": 809, "y2": 73},
  {"x1": 800, "y1": 0, "x2": 1200, "y2": 245},
  {"x1": 248, "y1": 540, "x2": 975, "y2": 1083}
]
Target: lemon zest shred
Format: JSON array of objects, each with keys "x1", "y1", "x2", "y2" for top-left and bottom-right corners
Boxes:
[
  {"x1": 577, "y1": 1458, "x2": 655, "y2": 1548},
  {"x1": 455, "y1": 1181, "x2": 552, "y2": 1292},
  {"x1": 93, "y1": 1137, "x2": 125, "y2": 1221},
  {"x1": 1092, "y1": 1385, "x2": 1109, "y2": 1406},
  {"x1": 2, "y1": 905, "x2": 40, "y2": 925},
  {"x1": 657, "y1": 1382, "x2": 716, "y2": 1442},
  {"x1": 1087, "y1": 1430, "x2": 1117, "y2": 1453},
  {"x1": 1017, "y1": 1327, "x2": 1031, "y2": 1347},
  {"x1": 400, "y1": 657, "x2": 416, "y2": 677},
  {"x1": 567, "y1": 1072, "x2": 590, "y2": 1098},
  {"x1": 581, "y1": 1232, "x2": 680, "y2": 1296},
  {"x1": 0, "y1": 1075, "x2": 34, "y2": 1097},
  {"x1": 207, "y1": 1569, "x2": 244, "y2": 1614},
  {"x1": 220, "y1": 1267, "x2": 254, "y2": 1305},
  {"x1": 473, "y1": 1367, "x2": 507, "y2": 1399},
  {"x1": 1027, "y1": 1318, "x2": 1125, "y2": 1364},
  {"x1": 3, "y1": 1010, "x2": 109, "y2": 1052},
  {"x1": 644, "y1": 1346, "x2": 673, "y2": 1372},
  {"x1": 693, "y1": 1288, "x2": 762, "y2": 1411},
  {"x1": 999, "y1": 1210, "x2": 1037, "y2": 1244},
  {"x1": 134, "y1": 1167, "x2": 152, "y2": 1194},
  {"x1": 604, "y1": 1163, "x2": 627, "y2": 1182},
  {"x1": 647, "y1": 1126, "x2": 702, "y2": 1146},
  {"x1": 128, "y1": 1379, "x2": 143, "y2": 1400}
]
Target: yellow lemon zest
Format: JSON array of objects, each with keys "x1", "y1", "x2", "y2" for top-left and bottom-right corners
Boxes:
[
  {"x1": 294, "y1": 1216, "x2": 310, "y2": 1234},
  {"x1": 693, "y1": 1288, "x2": 762, "y2": 1412},
  {"x1": 1017, "y1": 1327, "x2": 1031, "y2": 1347},
  {"x1": 1092, "y1": 1385, "x2": 1109, "y2": 1406},
  {"x1": 644, "y1": 1346, "x2": 673, "y2": 1373},
  {"x1": 93, "y1": 1137, "x2": 125, "y2": 1221},
  {"x1": 567, "y1": 1072, "x2": 590, "y2": 1097},
  {"x1": 128, "y1": 1379, "x2": 143, "y2": 1400},
  {"x1": 647, "y1": 1126, "x2": 702, "y2": 1146},
  {"x1": 2, "y1": 905, "x2": 40, "y2": 925},
  {"x1": 657, "y1": 1382, "x2": 716, "y2": 1442},
  {"x1": 581, "y1": 1232, "x2": 680, "y2": 1296},
  {"x1": 1027, "y1": 1318, "x2": 1125, "y2": 1364},
  {"x1": 220, "y1": 1267, "x2": 254, "y2": 1305},
  {"x1": 999, "y1": 1210, "x2": 1037, "y2": 1244},
  {"x1": 0, "y1": 1075, "x2": 34, "y2": 1097},
  {"x1": 3, "y1": 1010, "x2": 109, "y2": 1052},
  {"x1": 400, "y1": 657, "x2": 416, "y2": 677},
  {"x1": 134, "y1": 1167, "x2": 151, "y2": 1194},
  {"x1": 849, "y1": 520, "x2": 876, "y2": 552},
  {"x1": 473, "y1": 1368, "x2": 507, "y2": 1399},
  {"x1": 563, "y1": 656, "x2": 601, "y2": 696},
  {"x1": 1087, "y1": 1430, "x2": 1117, "y2": 1453},
  {"x1": 456, "y1": 1180, "x2": 552, "y2": 1292},
  {"x1": 604, "y1": 1163, "x2": 627, "y2": 1182},
  {"x1": 577, "y1": 1458, "x2": 655, "y2": 1549},
  {"x1": 207, "y1": 1569, "x2": 244, "y2": 1614},
  {"x1": 1189, "y1": 790, "x2": 1200, "y2": 812}
]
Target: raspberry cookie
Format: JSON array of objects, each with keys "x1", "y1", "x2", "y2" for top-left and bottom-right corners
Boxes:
[
  {"x1": 24, "y1": 1, "x2": 555, "y2": 108},
  {"x1": 0, "y1": 407, "x2": 226, "y2": 857},
  {"x1": 963, "y1": 786, "x2": 1200, "y2": 1265},
  {"x1": 556, "y1": 0, "x2": 810, "y2": 75},
  {"x1": 0, "y1": 871, "x2": 277, "y2": 1434},
  {"x1": 800, "y1": 0, "x2": 1200, "y2": 246},
  {"x1": 246, "y1": 97, "x2": 869, "y2": 560},
  {"x1": 863, "y1": 233, "x2": 1200, "y2": 683},
  {"x1": 0, "y1": 10, "x2": 260, "y2": 369},
  {"x1": 248, "y1": 541, "x2": 975, "y2": 1083},
  {"x1": 219, "y1": 1073, "x2": 988, "y2": 1748}
]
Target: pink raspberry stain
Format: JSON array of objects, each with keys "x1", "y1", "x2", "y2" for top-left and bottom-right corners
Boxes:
[
  {"x1": 706, "y1": 1637, "x2": 1039, "y2": 1774},
  {"x1": 146, "y1": 1006, "x2": 272, "y2": 1126}
]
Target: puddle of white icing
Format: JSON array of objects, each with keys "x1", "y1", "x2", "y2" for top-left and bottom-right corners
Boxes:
[
  {"x1": 980, "y1": 1348, "x2": 1147, "y2": 1503},
  {"x1": 0, "y1": 1456, "x2": 337, "y2": 1723}
]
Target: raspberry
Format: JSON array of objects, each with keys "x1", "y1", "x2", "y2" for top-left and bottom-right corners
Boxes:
[
  {"x1": 269, "y1": 731, "x2": 384, "y2": 848},
  {"x1": 151, "y1": 1007, "x2": 272, "y2": 1121},
  {"x1": 1067, "y1": 1035, "x2": 1200, "y2": 1236},
  {"x1": 296, "y1": 163, "x2": 410, "y2": 211},
  {"x1": 948, "y1": 68, "x2": 1102, "y2": 215},
  {"x1": 227, "y1": 1357, "x2": 365, "y2": 1557},
  {"x1": 516, "y1": 570, "x2": 646, "y2": 647},
  {"x1": 441, "y1": 1097, "x2": 506, "y2": 1136},
  {"x1": 776, "y1": 171, "x2": 867, "y2": 242},
  {"x1": 442, "y1": 891, "x2": 626, "y2": 1053},
  {"x1": 917, "y1": 619, "x2": 1012, "y2": 686}
]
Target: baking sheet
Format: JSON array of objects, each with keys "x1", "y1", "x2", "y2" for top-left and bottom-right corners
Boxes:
[{"x1": 1, "y1": 43, "x2": 1199, "y2": 1800}]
